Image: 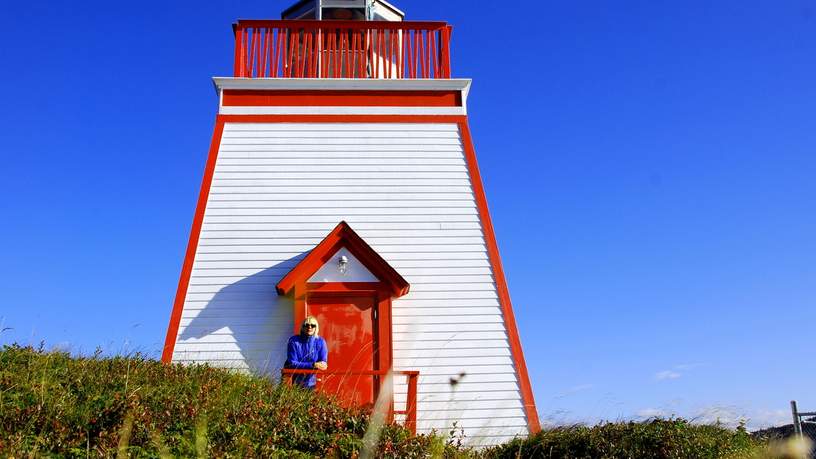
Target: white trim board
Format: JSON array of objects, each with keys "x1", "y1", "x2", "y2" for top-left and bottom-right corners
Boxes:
[{"x1": 213, "y1": 77, "x2": 472, "y2": 111}]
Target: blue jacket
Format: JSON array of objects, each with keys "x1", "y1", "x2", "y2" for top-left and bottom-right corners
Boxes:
[{"x1": 285, "y1": 335, "x2": 328, "y2": 388}]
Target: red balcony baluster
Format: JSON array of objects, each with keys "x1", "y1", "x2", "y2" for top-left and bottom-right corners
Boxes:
[
  {"x1": 232, "y1": 20, "x2": 452, "y2": 79},
  {"x1": 405, "y1": 372, "x2": 418, "y2": 434}
]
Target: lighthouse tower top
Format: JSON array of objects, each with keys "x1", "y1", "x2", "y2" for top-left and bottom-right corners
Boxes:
[
  {"x1": 232, "y1": 0, "x2": 451, "y2": 79},
  {"x1": 282, "y1": 0, "x2": 404, "y2": 21}
]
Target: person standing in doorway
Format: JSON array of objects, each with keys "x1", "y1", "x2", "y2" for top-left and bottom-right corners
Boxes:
[{"x1": 285, "y1": 316, "x2": 328, "y2": 389}]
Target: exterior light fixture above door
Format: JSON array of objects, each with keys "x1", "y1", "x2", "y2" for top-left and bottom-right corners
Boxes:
[{"x1": 338, "y1": 255, "x2": 349, "y2": 275}]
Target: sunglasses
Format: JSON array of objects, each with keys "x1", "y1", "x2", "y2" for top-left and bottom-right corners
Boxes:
[{"x1": 303, "y1": 324, "x2": 317, "y2": 328}]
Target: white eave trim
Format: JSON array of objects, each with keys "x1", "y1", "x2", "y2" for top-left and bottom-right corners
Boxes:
[{"x1": 213, "y1": 77, "x2": 472, "y2": 107}]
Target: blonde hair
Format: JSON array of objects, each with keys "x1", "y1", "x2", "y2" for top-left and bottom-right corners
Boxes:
[{"x1": 301, "y1": 316, "x2": 319, "y2": 337}]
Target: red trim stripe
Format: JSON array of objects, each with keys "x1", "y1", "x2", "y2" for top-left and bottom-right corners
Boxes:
[
  {"x1": 458, "y1": 120, "x2": 542, "y2": 433},
  {"x1": 161, "y1": 119, "x2": 225, "y2": 363},
  {"x1": 222, "y1": 90, "x2": 462, "y2": 107},
  {"x1": 216, "y1": 114, "x2": 467, "y2": 124}
]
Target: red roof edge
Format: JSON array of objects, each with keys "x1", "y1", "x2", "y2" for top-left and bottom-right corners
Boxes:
[{"x1": 276, "y1": 221, "x2": 410, "y2": 297}]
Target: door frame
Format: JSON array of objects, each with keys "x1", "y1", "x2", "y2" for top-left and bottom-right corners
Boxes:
[{"x1": 293, "y1": 281, "x2": 393, "y2": 373}]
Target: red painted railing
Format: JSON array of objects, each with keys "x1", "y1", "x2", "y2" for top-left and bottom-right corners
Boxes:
[
  {"x1": 281, "y1": 369, "x2": 419, "y2": 434},
  {"x1": 233, "y1": 20, "x2": 452, "y2": 79}
]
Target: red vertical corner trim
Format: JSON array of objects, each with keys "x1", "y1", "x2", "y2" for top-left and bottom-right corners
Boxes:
[
  {"x1": 161, "y1": 118, "x2": 226, "y2": 363},
  {"x1": 458, "y1": 120, "x2": 541, "y2": 433}
]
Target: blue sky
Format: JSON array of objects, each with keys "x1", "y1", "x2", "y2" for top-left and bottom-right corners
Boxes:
[{"x1": 1, "y1": 1, "x2": 814, "y2": 429}]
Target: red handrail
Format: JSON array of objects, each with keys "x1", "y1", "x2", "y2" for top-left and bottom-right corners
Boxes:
[
  {"x1": 233, "y1": 20, "x2": 452, "y2": 79},
  {"x1": 281, "y1": 369, "x2": 419, "y2": 434}
]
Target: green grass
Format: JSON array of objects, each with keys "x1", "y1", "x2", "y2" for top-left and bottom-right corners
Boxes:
[
  {"x1": 0, "y1": 344, "x2": 795, "y2": 458},
  {"x1": 0, "y1": 344, "x2": 441, "y2": 457}
]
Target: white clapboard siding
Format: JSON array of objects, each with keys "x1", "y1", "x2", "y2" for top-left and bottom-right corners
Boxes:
[
  {"x1": 392, "y1": 330, "x2": 509, "y2": 341},
  {"x1": 211, "y1": 178, "x2": 474, "y2": 186},
  {"x1": 394, "y1": 339, "x2": 510, "y2": 352},
  {"x1": 171, "y1": 122, "x2": 528, "y2": 445},
  {"x1": 394, "y1": 389, "x2": 522, "y2": 402}
]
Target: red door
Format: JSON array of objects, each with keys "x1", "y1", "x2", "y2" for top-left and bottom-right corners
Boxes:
[{"x1": 308, "y1": 295, "x2": 377, "y2": 406}]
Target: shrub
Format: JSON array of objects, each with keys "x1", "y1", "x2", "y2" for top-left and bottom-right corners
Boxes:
[
  {"x1": 481, "y1": 419, "x2": 763, "y2": 459},
  {"x1": 0, "y1": 344, "x2": 443, "y2": 457}
]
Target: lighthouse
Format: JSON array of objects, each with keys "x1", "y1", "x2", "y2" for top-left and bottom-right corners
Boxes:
[{"x1": 162, "y1": 0, "x2": 540, "y2": 445}]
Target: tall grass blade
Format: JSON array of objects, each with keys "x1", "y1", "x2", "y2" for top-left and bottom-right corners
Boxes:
[
  {"x1": 116, "y1": 412, "x2": 134, "y2": 459},
  {"x1": 360, "y1": 370, "x2": 393, "y2": 459},
  {"x1": 195, "y1": 414, "x2": 208, "y2": 458}
]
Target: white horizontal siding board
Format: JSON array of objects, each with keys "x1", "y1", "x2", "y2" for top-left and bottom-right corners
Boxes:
[
  {"x1": 185, "y1": 284, "x2": 277, "y2": 294},
  {"x1": 221, "y1": 122, "x2": 460, "y2": 131},
  {"x1": 189, "y1": 259, "x2": 493, "y2": 270},
  {"x1": 219, "y1": 137, "x2": 462, "y2": 145},
  {"x1": 217, "y1": 152, "x2": 467, "y2": 160},
  {"x1": 395, "y1": 366, "x2": 518, "y2": 377},
  {"x1": 392, "y1": 313, "x2": 503, "y2": 324},
  {"x1": 214, "y1": 166, "x2": 468, "y2": 175},
  {"x1": 205, "y1": 199, "x2": 476, "y2": 207},
  {"x1": 209, "y1": 185, "x2": 473, "y2": 193},
  {"x1": 194, "y1": 245, "x2": 488, "y2": 255},
  {"x1": 396, "y1": 390, "x2": 523, "y2": 403},
  {"x1": 416, "y1": 408, "x2": 525, "y2": 421},
  {"x1": 393, "y1": 348, "x2": 512, "y2": 359},
  {"x1": 222, "y1": 127, "x2": 461, "y2": 134},
  {"x1": 393, "y1": 298, "x2": 500, "y2": 307},
  {"x1": 393, "y1": 290, "x2": 497, "y2": 299},
  {"x1": 222, "y1": 129, "x2": 462, "y2": 136},
  {"x1": 393, "y1": 307, "x2": 504, "y2": 317},
  {"x1": 394, "y1": 356, "x2": 515, "y2": 368},
  {"x1": 218, "y1": 143, "x2": 463, "y2": 152},
  {"x1": 396, "y1": 381, "x2": 520, "y2": 394},
  {"x1": 201, "y1": 229, "x2": 486, "y2": 238},
  {"x1": 182, "y1": 290, "x2": 499, "y2": 302},
  {"x1": 222, "y1": 126, "x2": 461, "y2": 133},
  {"x1": 180, "y1": 303, "x2": 291, "y2": 317},
  {"x1": 207, "y1": 192, "x2": 475, "y2": 201},
  {"x1": 392, "y1": 331, "x2": 508, "y2": 341},
  {"x1": 171, "y1": 122, "x2": 528, "y2": 445},
  {"x1": 190, "y1": 276, "x2": 520, "y2": 288},
  {"x1": 393, "y1": 339, "x2": 510, "y2": 351},
  {"x1": 407, "y1": 282, "x2": 497, "y2": 291},
  {"x1": 219, "y1": 124, "x2": 461, "y2": 133},
  {"x1": 180, "y1": 315, "x2": 292, "y2": 328},
  {"x1": 196, "y1": 236, "x2": 487, "y2": 246},
  {"x1": 203, "y1": 208, "x2": 480, "y2": 217},
  {"x1": 186, "y1": 269, "x2": 496, "y2": 281},
  {"x1": 405, "y1": 420, "x2": 527, "y2": 436},
  {"x1": 392, "y1": 322, "x2": 508, "y2": 333},
  {"x1": 204, "y1": 213, "x2": 478, "y2": 222},
  {"x1": 215, "y1": 159, "x2": 467, "y2": 166},
  {"x1": 399, "y1": 396, "x2": 526, "y2": 411},
  {"x1": 191, "y1": 251, "x2": 488, "y2": 262},
  {"x1": 413, "y1": 418, "x2": 528, "y2": 428},
  {"x1": 180, "y1": 314, "x2": 290, "y2": 325},
  {"x1": 222, "y1": 129, "x2": 460, "y2": 137},
  {"x1": 212, "y1": 172, "x2": 469, "y2": 180}
]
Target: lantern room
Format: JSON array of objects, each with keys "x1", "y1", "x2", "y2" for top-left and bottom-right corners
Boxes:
[{"x1": 282, "y1": 0, "x2": 404, "y2": 21}]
